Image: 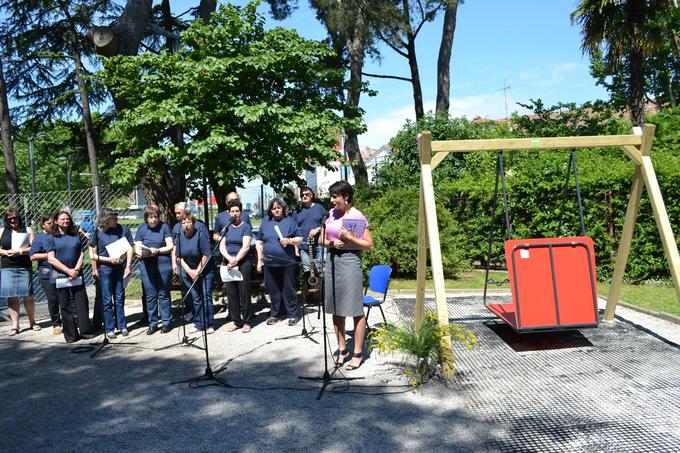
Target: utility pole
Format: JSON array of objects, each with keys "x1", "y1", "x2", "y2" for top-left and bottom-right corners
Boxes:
[{"x1": 499, "y1": 79, "x2": 511, "y2": 119}]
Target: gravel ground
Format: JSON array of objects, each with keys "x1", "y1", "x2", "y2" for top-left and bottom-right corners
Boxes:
[{"x1": 1, "y1": 293, "x2": 678, "y2": 452}]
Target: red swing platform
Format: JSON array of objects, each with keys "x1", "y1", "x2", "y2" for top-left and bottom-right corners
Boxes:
[{"x1": 486, "y1": 236, "x2": 600, "y2": 332}]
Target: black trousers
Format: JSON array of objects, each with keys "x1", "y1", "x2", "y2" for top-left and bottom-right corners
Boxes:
[
  {"x1": 39, "y1": 279, "x2": 60, "y2": 327},
  {"x1": 225, "y1": 259, "x2": 253, "y2": 327},
  {"x1": 263, "y1": 265, "x2": 299, "y2": 319},
  {"x1": 57, "y1": 285, "x2": 92, "y2": 342}
]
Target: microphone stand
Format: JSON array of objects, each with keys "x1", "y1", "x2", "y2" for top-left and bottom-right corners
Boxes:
[
  {"x1": 171, "y1": 221, "x2": 232, "y2": 388},
  {"x1": 276, "y1": 237, "x2": 319, "y2": 344},
  {"x1": 156, "y1": 230, "x2": 202, "y2": 351},
  {"x1": 298, "y1": 220, "x2": 361, "y2": 400}
]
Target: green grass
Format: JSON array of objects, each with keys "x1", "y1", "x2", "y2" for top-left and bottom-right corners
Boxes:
[{"x1": 391, "y1": 270, "x2": 680, "y2": 317}]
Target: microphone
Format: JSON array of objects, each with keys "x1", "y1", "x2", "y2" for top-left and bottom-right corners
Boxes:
[
  {"x1": 217, "y1": 215, "x2": 237, "y2": 236},
  {"x1": 320, "y1": 212, "x2": 329, "y2": 223}
]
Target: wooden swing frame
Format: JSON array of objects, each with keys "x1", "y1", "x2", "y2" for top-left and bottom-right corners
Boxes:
[{"x1": 416, "y1": 124, "x2": 680, "y2": 377}]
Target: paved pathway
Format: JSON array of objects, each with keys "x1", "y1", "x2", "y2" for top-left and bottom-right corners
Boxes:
[{"x1": 1, "y1": 294, "x2": 678, "y2": 452}]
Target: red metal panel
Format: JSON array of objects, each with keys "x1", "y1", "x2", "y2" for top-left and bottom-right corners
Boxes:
[{"x1": 493, "y1": 236, "x2": 599, "y2": 331}]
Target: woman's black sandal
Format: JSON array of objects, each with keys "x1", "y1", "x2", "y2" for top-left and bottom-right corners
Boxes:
[
  {"x1": 334, "y1": 349, "x2": 350, "y2": 368},
  {"x1": 346, "y1": 352, "x2": 363, "y2": 370}
]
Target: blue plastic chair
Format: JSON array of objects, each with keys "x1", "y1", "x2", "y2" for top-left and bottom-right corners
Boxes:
[{"x1": 363, "y1": 265, "x2": 392, "y2": 329}]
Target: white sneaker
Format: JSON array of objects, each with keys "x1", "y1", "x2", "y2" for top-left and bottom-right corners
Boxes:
[
  {"x1": 189, "y1": 325, "x2": 200, "y2": 333},
  {"x1": 206, "y1": 327, "x2": 215, "y2": 334}
]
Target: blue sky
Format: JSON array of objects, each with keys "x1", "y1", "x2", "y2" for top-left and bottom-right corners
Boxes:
[
  {"x1": 175, "y1": 1, "x2": 608, "y2": 147},
  {"x1": 239, "y1": 0, "x2": 610, "y2": 149}
]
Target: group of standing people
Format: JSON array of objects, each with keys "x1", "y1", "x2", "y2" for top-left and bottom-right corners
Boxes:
[{"x1": 2, "y1": 181, "x2": 374, "y2": 370}]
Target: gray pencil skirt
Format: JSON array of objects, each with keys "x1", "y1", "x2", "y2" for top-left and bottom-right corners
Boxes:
[{"x1": 324, "y1": 250, "x2": 364, "y2": 317}]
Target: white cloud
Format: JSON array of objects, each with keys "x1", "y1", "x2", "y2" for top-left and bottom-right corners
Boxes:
[
  {"x1": 517, "y1": 62, "x2": 583, "y2": 87},
  {"x1": 358, "y1": 92, "x2": 529, "y2": 149}
]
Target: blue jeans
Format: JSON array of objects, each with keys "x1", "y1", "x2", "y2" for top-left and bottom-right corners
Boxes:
[
  {"x1": 181, "y1": 268, "x2": 214, "y2": 329},
  {"x1": 100, "y1": 265, "x2": 126, "y2": 333},
  {"x1": 140, "y1": 260, "x2": 172, "y2": 327}
]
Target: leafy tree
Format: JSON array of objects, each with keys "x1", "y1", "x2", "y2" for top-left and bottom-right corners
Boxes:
[
  {"x1": 0, "y1": 0, "x2": 123, "y2": 205},
  {"x1": 435, "y1": 0, "x2": 462, "y2": 115},
  {"x1": 100, "y1": 3, "x2": 360, "y2": 215},
  {"x1": 571, "y1": 0, "x2": 675, "y2": 126}
]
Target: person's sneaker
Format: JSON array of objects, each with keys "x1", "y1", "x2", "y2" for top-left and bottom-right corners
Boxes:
[
  {"x1": 106, "y1": 332, "x2": 117, "y2": 340},
  {"x1": 114, "y1": 328, "x2": 121, "y2": 334},
  {"x1": 287, "y1": 317, "x2": 300, "y2": 326},
  {"x1": 53, "y1": 326, "x2": 63, "y2": 335},
  {"x1": 266, "y1": 317, "x2": 280, "y2": 325},
  {"x1": 189, "y1": 325, "x2": 200, "y2": 333},
  {"x1": 147, "y1": 326, "x2": 158, "y2": 336},
  {"x1": 121, "y1": 328, "x2": 129, "y2": 337},
  {"x1": 161, "y1": 326, "x2": 171, "y2": 334},
  {"x1": 206, "y1": 327, "x2": 215, "y2": 334}
]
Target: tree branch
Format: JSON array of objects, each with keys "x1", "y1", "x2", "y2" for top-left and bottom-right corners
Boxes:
[{"x1": 360, "y1": 70, "x2": 411, "y2": 82}]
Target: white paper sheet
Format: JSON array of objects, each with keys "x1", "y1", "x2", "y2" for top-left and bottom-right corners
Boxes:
[
  {"x1": 220, "y1": 265, "x2": 243, "y2": 282},
  {"x1": 11, "y1": 232, "x2": 29, "y2": 250},
  {"x1": 56, "y1": 276, "x2": 83, "y2": 288},
  {"x1": 105, "y1": 237, "x2": 132, "y2": 259},
  {"x1": 273, "y1": 225, "x2": 284, "y2": 241}
]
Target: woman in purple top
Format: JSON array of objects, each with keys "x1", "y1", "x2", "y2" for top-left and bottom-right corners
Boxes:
[
  {"x1": 135, "y1": 205, "x2": 174, "y2": 335},
  {"x1": 0, "y1": 208, "x2": 38, "y2": 336},
  {"x1": 322, "y1": 181, "x2": 373, "y2": 370},
  {"x1": 47, "y1": 209, "x2": 94, "y2": 343},
  {"x1": 29, "y1": 215, "x2": 61, "y2": 335},
  {"x1": 219, "y1": 200, "x2": 253, "y2": 332}
]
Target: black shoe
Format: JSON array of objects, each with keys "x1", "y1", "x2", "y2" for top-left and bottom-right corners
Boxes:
[
  {"x1": 80, "y1": 333, "x2": 95, "y2": 339},
  {"x1": 161, "y1": 326, "x2": 171, "y2": 334},
  {"x1": 146, "y1": 326, "x2": 158, "y2": 336}
]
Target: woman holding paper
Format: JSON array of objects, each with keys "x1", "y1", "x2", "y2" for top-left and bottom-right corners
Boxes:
[
  {"x1": 255, "y1": 198, "x2": 302, "y2": 326},
  {"x1": 89, "y1": 208, "x2": 134, "y2": 339},
  {"x1": 47, "y1": 209, "x2": 94, "y2": 343},
  {"x1": 176, "y1": 211, "x2": 215, "y2": 333},
  {"x1": 219, "y1": 200, "x2": 253, "y2": 332},
  {"x1": 135, "y1": 205, "x2": 174, "y2": 335},
  {"x1": 322, "y1": 181, "x2": 373, "y2": 370},
  {"x1": 0, "y1": 208, "x2": 39, "y2": 336}
]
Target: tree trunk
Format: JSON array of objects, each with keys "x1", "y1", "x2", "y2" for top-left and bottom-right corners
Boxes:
[
  {"x1": 89, "y1": 0, "x2": 152, "y2": 58},
  {"x1": 407, "y1": 35, "x2": 424, "y2": 120},
  {"x1": 198, "y1": 0, "x2": 217, "y2": 23},
  {"x1": 628, "y1": 47, "x2": 645, "y2": 126},
  {"x1": 61, "y1": 2, "x2": 101, "y2": 212},
  {"x1": 0, "y1": 57, "x2": 19, "y2": 200},
  {"x1": 435, "y1": 0, "x2": 459, "y2": 115},
  {"x1": 344, "y1": 7, "x2": 369, "y2": 187},
  {"x1": 141, "y1": 165, "x2": 185, "y2": 226},
  {"x1": 401, "y1": 0, "x2": 424, "y2": 120}
]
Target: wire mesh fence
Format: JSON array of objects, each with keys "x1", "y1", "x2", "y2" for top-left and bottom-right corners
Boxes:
[{"x1": 0, "y1": 183, "x2": 279, "y2": 306}]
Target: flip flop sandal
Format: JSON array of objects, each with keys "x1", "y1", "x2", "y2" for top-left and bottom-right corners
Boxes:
[
  {"x1": 8, "y1": 328, "x2": 19, "y2": 336},
  {"x1": 30, "y1": 324, "x2": 42, "y2": 331}
]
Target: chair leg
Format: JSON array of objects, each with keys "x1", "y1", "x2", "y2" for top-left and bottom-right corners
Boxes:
[
  {"x1": 365, "y1": 306, "x2": 372, "y2": 331},
  {"x1": 378, "y1": 305, "x2": 387, "y2": 326}
]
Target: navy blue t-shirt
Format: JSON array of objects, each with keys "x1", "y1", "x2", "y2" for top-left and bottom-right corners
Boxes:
[
  {"x1": 223, "y1": 222, "x2": 252, "y2": 257},
  {"x1": 293, "y1": 203, "x2": 327, "y2": 247},
  {"x1": 135, "y1": 222, "x2": 173, "y2": 266},
  {"x1": 172, "y1": 219, "x2": 209, "y2": 240},
  {"x1": 29, "y1": 232, "x2": 53, "y2": 281},
  {"x1": 92, "y1": 224, "x2": 134, "y2": 270},
  {"x1": 214, "y1": 209, "x2": 251, "y2": 236},
  {"x1": 47, "y1": 233, "x2": 84, "y2": 281},
  {"x1": 176, "y1": 227, "x2": 212, "y2": 270},
  {"x1": 257, "y1": 216, "x2": 300, "y2": 267}
]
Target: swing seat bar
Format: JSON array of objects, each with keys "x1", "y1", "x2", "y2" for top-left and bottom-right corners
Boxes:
[{"x1": 486, "y1": 236, "x2": 600, "y2": 332}]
